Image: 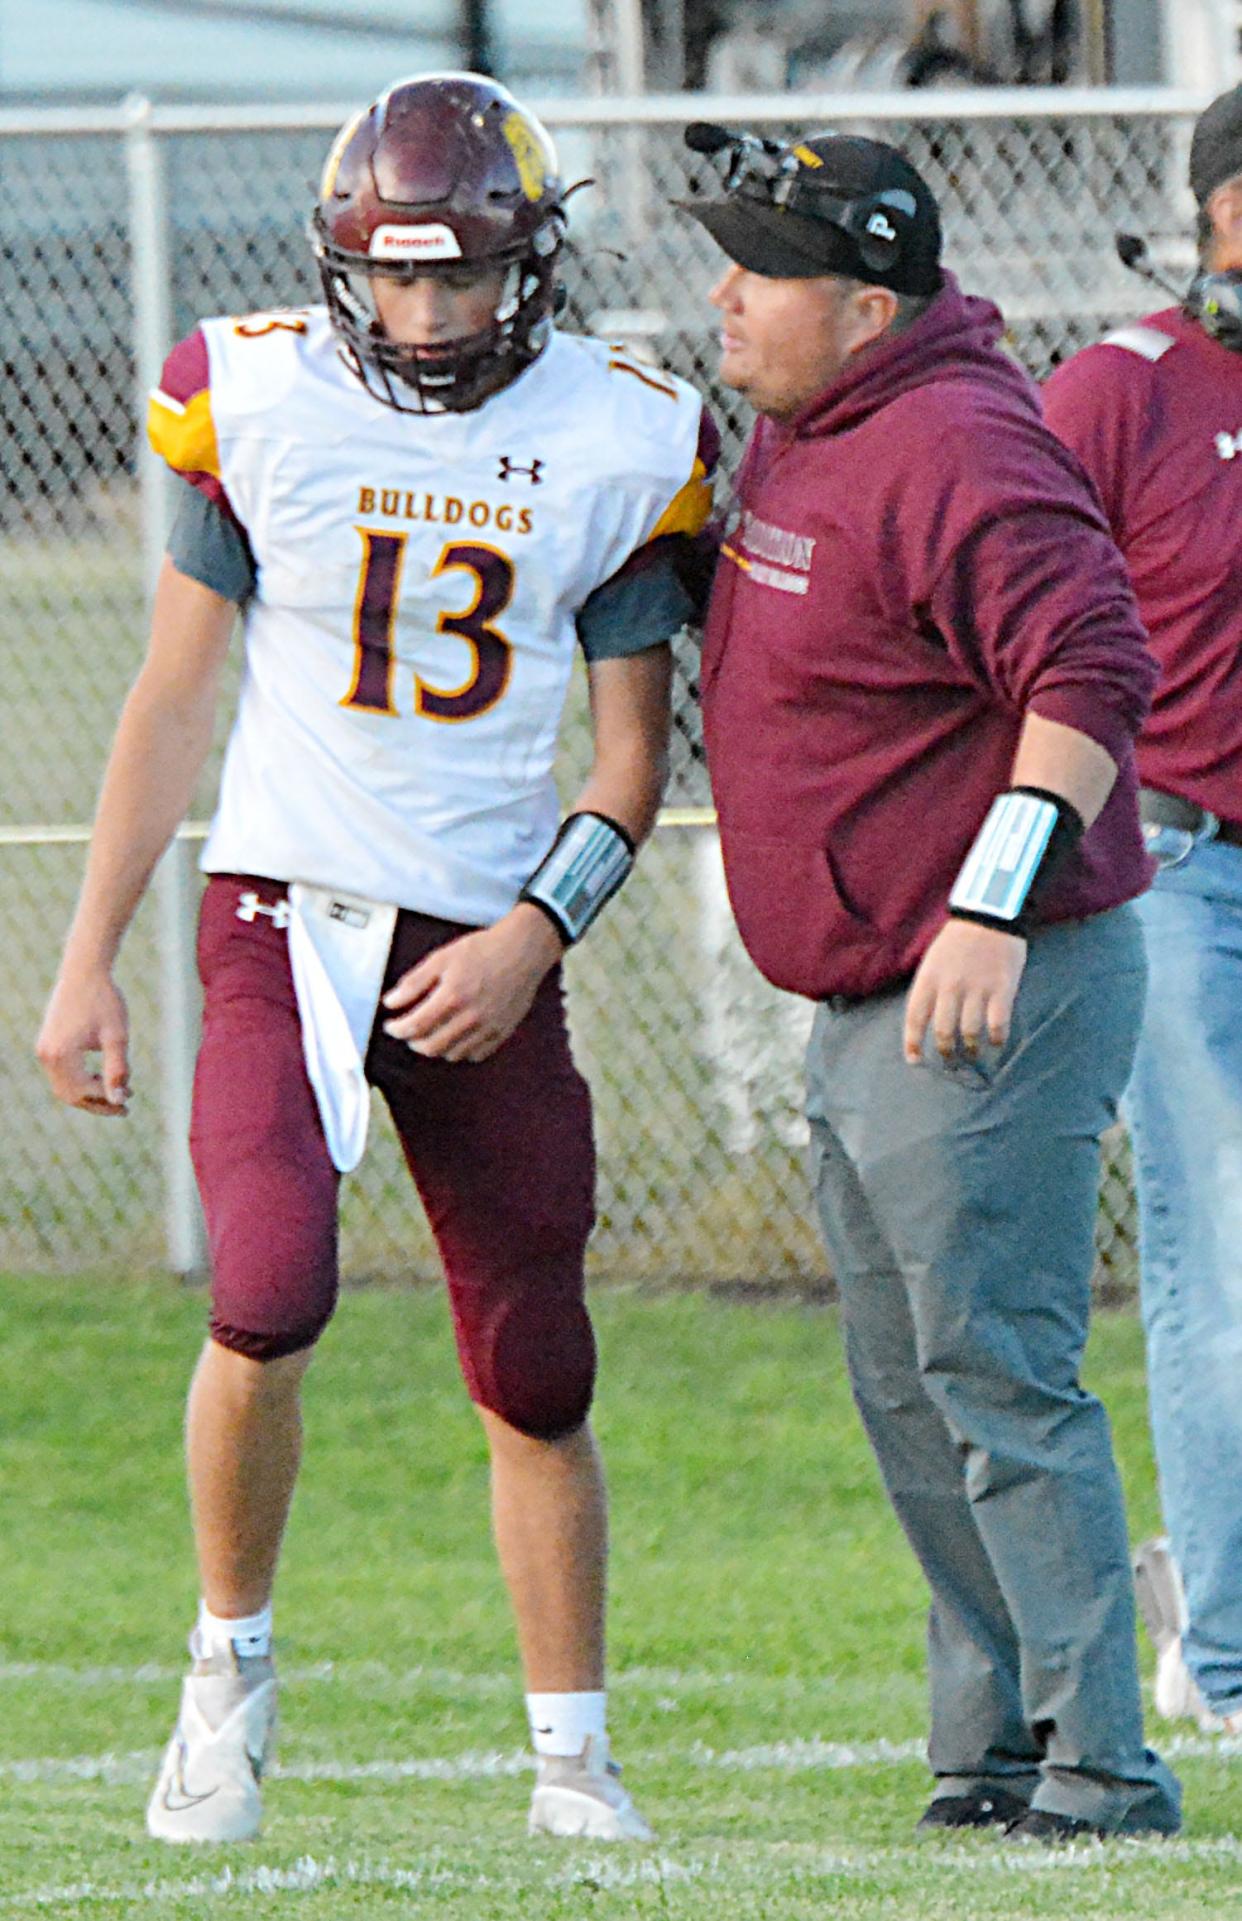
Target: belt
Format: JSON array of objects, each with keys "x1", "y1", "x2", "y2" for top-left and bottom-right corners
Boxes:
[
  {"x1": 824, "y1": 974, "x2": 913, "y2": 1015},
  {"x1": 1139, "y1": 788, "x2": 1242, "y2": 848}
]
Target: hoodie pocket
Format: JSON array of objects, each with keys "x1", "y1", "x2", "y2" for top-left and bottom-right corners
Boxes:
[{"x1": 720, "y1": 831, "x2": 877, "y2": 998}]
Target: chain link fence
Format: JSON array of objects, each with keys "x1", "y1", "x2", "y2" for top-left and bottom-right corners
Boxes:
[{"x1": 2, "y1": 88, "x2": 1201, "y2": 1288}]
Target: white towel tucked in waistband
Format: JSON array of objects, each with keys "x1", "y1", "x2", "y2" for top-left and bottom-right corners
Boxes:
[{"x1": 286, "y1": 884, "x2": 398, "y2": 1173}]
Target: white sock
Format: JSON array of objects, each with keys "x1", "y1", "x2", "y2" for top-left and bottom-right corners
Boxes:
[
  {"x1": 193, "y1": 1600, "x2": 274, "y2": 1661},
  {"x1": 526, "y1": 1690, "x2": 608, "y2": 1758}
]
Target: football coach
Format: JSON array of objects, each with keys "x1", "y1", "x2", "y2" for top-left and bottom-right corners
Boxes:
[{"x1": 679, "y1": 126, "x2": 1180, "y2": 1842}]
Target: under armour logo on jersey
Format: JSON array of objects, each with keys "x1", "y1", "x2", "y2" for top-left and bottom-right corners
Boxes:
[
  {"x1": 498, "y1": 455, "x2": 544, "y2": 484},
  {"x1": 236, "y1": 891, "x2": 291, "y2": 928},
  {"x1": 1215, "y1": 430, "x2": 1242, "y2": 461}
]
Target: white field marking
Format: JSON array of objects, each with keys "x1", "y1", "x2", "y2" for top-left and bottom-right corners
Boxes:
[
  {"x1": 1, "y1": 1853, "x2": 713, "y2": 1911},
  {"x1": 0, "y1": 1659, "x2": 870, "y2": 1695},
  {"x1": 11, "y1": 1840, "x2": 1242, "y2": 1914},
  {"x1": 7, "y1": 1730, "x2": 1242, "y2": 1790},
  {"x1": 0, "y1": 1661, "x2": 510, "y2": 1691},
  {"x1": 1167, "y1": 1732, "x2": 1242, "y2": 1759},
  {"x1": 950, "y1": 1835, "x2": 1242, "y2": 1873},
  {"x1": 549, "y1": 1854, "x2": 712, "y2": 1889},
  {"x1": 0, "y1": 1750, "x2": 530, "y2": 1787},
  {"x1": 689, "y1": 1736, "x2": 924, "y2": 1771},
  {"x1": 708, "y1": 1836, "x2": 1242, "y2": 1875},
  {"x1": 0, "y1": 1737, "x2": 923, "y2": 1790}
]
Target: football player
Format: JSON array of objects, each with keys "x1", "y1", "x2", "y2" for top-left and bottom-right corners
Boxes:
[{"x1": 37, "y1": 71, "x2": 716, "y2": 1846}]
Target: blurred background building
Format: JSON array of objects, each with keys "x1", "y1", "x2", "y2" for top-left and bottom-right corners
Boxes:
[
  {"x1": 0, "y1": 0, "x2": 585, "y2": 104},
  {"x1": 0, "y1": 0, "x2": 1237, "y2": 107}
]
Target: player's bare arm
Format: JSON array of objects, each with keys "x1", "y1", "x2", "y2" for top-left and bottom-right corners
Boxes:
[
  {"x1": 37, "y1": 561, "x2": 235, "y2": 1113},
  {"x1": 383, "y1": 644, "x2": 672, "y2": 1064},
  {"x1": 903, "y1": 713, "x2": 1118, "y2": 1063}
]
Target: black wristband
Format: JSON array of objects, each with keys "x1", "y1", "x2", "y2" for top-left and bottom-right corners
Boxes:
[
  {"x1": 519, "y1": 811, "x2": 636, "y2": 946},
  {"x1": 948, "y1": 785, "x2": 1085, "y2": 937}
]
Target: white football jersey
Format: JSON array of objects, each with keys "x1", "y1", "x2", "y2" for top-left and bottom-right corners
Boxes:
[{"x1": 148, "y1": 309, "x2": 712, "y2": 923}]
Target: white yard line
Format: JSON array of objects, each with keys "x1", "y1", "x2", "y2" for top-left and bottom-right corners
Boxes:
[
  {"x1": 3, "y1": 1729, "x2": 1238, "y2": 1791},
  {"x1": 0, "y1": 1660, "x2": 875, "y2": 1694},
  {"x1": 689, "y1": 1736, "x2": 925, "y2": 1770},
  {"x1": 9, "y1": 1836, "x2": 1242, "y2": 1912},
  {"x1": 1, "y1": 1853, "x2": 714, "y2": 1910},
  {"x1": 0, "y1": 1739, "x2": 927, "y2": 1788}
]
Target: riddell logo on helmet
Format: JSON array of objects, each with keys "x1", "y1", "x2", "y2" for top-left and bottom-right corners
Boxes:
[{"x1": 369, "y1": 223, "x2": 463, "y2": 261}]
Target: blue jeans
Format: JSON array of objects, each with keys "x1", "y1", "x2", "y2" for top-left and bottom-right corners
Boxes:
[{"x1": 1127, "y1": 829, "x2": 1242, "y2": 1716}]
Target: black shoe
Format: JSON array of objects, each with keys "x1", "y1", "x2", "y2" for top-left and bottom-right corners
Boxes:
[
  {"x1": 1005, "y1": 1808, "x2": 1106, "y2": 1844},
  {"x1": 916, "y1": 1786, "x2": 1031, "y2": 1833}
]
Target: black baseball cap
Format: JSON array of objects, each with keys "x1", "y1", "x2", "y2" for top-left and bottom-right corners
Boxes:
[
  {"x1": 677, "y1": 132, "x2": 942, "y2": 296},
  {"x1": 1190, "y1": 82, "x2": 1242, "y2": 206}
]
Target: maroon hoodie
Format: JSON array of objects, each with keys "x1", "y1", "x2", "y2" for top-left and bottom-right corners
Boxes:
[
  {"x1": 1044, "y1": 306, "x2": 1242, "y2": 822},
  {"x1": 700, "y1": 273, "x2": 1157, "y2": 1001}
]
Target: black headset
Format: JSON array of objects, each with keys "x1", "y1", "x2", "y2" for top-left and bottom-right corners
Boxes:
[
  {"x1": 685, "y1": 122, "x2": 918, "y2": 277},
  {"x1": 1186, "y1": 269, "x2": 1242, "y2": 351},
  {"x1": 1116, "y1": 232, "x2": 1242, "y2": 352},
  {"x1": 788, "y1": 178, "x2": 920, "y2": 276}
]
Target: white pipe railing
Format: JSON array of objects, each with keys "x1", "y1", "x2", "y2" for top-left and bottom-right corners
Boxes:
[
  {"x1": 124, "y1": 94, "x2": 208, "y2": 1277},
  {"x1": 0, "y1": 85, "x2": 1214, "y2": 141}
]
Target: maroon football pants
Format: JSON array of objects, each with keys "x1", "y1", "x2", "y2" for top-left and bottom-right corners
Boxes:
[{"x1": 190, "y1": 875, "x2": 597, "y2": 1438}]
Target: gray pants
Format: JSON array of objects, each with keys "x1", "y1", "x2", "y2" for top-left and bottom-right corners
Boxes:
[{"x1": 806, "y1": 906, "x2": 1180, "y2": 1831}]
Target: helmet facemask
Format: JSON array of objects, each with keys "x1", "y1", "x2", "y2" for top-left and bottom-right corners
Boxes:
[
  {"x1": 312, "y1": 211, "x2": 564, "y2": 412},
  {"x1": 310, "y1": 74, "x2": 567, "y2": 414}
]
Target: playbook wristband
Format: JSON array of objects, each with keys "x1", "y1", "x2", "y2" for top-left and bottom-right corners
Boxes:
[
  {"x1": 948, "y1": 786, "x2": 1085, "y2": 937},
  {"x1": 520, "y1": 811, "x2": 636, "y2": 946}
]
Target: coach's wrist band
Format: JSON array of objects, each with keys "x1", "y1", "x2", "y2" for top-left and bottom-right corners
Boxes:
[
  {"x1": 948, "y1": 785, "x2": 1085, "y2": 936},
  {"x1": 520, "y1": 811, "x2": 636, "y2": 946}
]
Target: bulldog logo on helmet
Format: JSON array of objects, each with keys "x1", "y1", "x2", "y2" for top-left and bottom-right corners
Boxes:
[{"x1": 503, "y1": 111, "x2": 548, "y2": 203}]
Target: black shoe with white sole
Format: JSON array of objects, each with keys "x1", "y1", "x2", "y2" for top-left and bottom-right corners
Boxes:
[
  {"x1": 916, "y1": 1786, "x2": 1031, "y2": 1834},
  {"x1": 1005, "y1": 1808, "x2": 1107, "y2": 1844}
]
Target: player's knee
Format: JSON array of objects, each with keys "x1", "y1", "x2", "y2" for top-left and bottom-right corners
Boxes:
[
  {"x1": 469, "y1": 1288, "x2": 597, "y2": 1440},
  {"x1": 205, "y1": 1167, "x2": 341, "y2": 1367},
  {"x1": 208, "y1": 1230, "x2": 338, "y2": 1359},
  {"x1": 209, "y1": 1311, "x2": 334, "y2": 1364}
]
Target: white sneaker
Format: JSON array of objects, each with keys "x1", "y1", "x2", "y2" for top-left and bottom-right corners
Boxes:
[
  {"x1": 1134, "y1": 1536, "x2": 1223, "y2": 1729},
  {"x1": 1167, "y1": 1651, "x2": 1242, "y2": 1735},
  {"x1": 528, "y1": 1734, "x2": 653, "y2": 1841},
  {"x1": 146, "y1": 1645, "x2": 277, "y2": 1843},
  {"x1": 1154, "y1": 1635, "x2": 1214, "y2": 1725}
]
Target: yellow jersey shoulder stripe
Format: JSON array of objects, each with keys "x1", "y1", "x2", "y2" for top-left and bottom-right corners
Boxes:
[
  {"x1": 649, "y1": 455, "x2": 714, "y2": 542},
  {"x1": 147, "y1": 384, "x2": 221, "y2": 479}
]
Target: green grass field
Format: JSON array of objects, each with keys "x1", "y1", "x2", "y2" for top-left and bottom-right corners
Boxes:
[{"x1": 2, "y1": 1276, "x2": 1239, "y2": 1919}]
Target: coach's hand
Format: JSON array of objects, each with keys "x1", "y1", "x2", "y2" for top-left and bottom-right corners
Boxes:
[
  {"x1": 36, "y1": 969, "x2": 132, "y2": 1115},
  {"x1": 902, "y1": 919, "x2": 1027, "y2": 1066},
  {"x1": 382, "y1": 904, "x2": 566, "y2": 1063}
]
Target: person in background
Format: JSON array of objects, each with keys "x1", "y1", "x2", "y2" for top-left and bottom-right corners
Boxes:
[{"x1": 1044, "y1": 80, "x2": 1242, "y2": 1738}]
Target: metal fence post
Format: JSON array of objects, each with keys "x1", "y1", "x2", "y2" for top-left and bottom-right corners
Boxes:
[{"x1": 125, "y1": 94, "x2": 207, "y2": 1278}]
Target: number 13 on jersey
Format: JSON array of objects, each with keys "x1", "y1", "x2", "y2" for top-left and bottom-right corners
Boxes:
[{"x1": 342, "y1": 529, "x2": 516, "y2": 723}]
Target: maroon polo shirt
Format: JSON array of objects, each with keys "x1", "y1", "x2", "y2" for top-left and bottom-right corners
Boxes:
[
  {"x1": 1044, "y1": 305, "x2": 1242, "y2": 823},
  {"x1": 701, "y1": 274, "x2": 1156, "y2": 1001}
]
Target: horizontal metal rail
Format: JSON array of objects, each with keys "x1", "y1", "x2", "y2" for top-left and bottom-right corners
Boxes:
[
  {"x1": 0, "y1": 807, "x2": 719, "y2": 848},
  {"x1": 0, "y1": 85, "x2": 1212, "y2": 141}
]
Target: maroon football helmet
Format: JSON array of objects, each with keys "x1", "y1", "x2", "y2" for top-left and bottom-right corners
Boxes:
[{"x1": 311, "y1": 72, "x2": 566, "y2": 412}]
